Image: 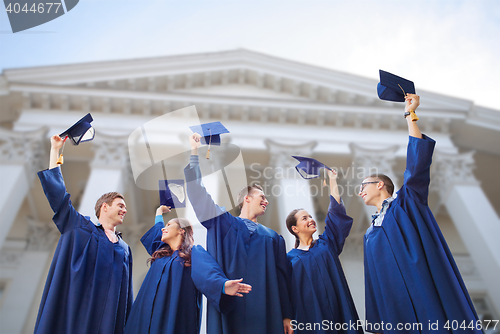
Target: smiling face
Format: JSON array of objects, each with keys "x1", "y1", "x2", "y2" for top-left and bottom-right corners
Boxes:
[
  {"x1": 104, "y1": 198, "x2": 127, "y2": 225},
  {"x1": 358, "y1": 177, "x2": 384, "y2": 207},
  {"x1": 292, "y1": 210, "x2": 317, "y2": 237},
  {"x1": 245, "y1": 189, "x2": 269, "y2": 217},
  {"x1": 161, "y1": 220, "x2": 183, "y2": 244}
]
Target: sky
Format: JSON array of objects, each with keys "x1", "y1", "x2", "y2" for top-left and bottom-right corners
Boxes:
[{"x1": 1, "y1": 0, "x2": 499, "y2": 110}]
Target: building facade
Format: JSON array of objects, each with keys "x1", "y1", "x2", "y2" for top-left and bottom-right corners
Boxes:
[{"x1": 0, "y1": 49, "x2": 499, "y2": 333}]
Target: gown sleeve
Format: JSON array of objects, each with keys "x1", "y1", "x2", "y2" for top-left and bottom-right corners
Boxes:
[
  {"x1": 37, "y1": 167, "x2": 86, "y2": 234},
  {"x1": 140, "y1": 215, "x2": 167, "y2": 256},
  {"x1": 322, "y1": 196, "x2": 354, "y2": 254},
  {"x1": 402, "y1": 134, "x2": 436, "y2": 204},
  {"x1": 191, "y1": 245, "x2": 236, "y2": 314},
  {"x1": 275, "y1": 235, "x2": 293, "y2": 319},
  {"x1": 184, "y1": 155, "x2": 228, "y2": 231}
]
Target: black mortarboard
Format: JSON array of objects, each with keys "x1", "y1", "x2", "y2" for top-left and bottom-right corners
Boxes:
[
  {"x1": 189, "y1": 121, "x2": 229, "y2": 146},
  {"x1": 292, "y1": 156, "x2": 332, "y2": 179},
  {"x1": 159, "y1": 179, "x2": 186, "y2": 209},
  {"x1": 189, "y1": 121, "x2": 229, "y2": 159},
  {"x1": 56, "y1": 113, "x2": 95, "y2": 165},
  {"x1": 59, "y1": 113, "x2": 95, "y2": 145},
  {"x1": 377, "y1": 70, "x2": 415, "y2": 102}
]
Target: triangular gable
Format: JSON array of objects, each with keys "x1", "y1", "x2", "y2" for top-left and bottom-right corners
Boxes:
[{"x1": 3, "y1": 49, "x2": 471, "y2": 110}]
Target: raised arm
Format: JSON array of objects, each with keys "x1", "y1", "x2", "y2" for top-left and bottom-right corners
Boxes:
[
  {"x1": 402, "y1": 94, "x2": 436, "y2": 203},
  {"x1": 140, "y1": 205, "x2": 171, "y2": 255},
  {"x1": 405, "y1": 94, "x2": 422, "y2": 139},
  {"x1": 49, "y1": 135, "x2": 64, "y2": 170},
  {"x1": 322, "y1": 169, "x2": 353, "y2": 254},
  {"x1": 38, "y1": 135, "x2": 85, "y2": 234},
  {"x1": 328, "y1": 169, "x2": 340, "y2": 203},
  {"x1": 184, "y1": 133, "x2": 225, "y2": 226}
]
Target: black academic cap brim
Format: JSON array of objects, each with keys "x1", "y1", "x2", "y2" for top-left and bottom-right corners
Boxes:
[
  {"x1": 159, "y1": 179, "x2": 187, "y2": 209},
  {"x1": 59, "y1": 113, "x2": 95, "y2": 145},
  {"x1": 189, "y1": 121, "x2": 229, "y2": 146},
  {"x1": 292, "y1": 156, "x2": 332, "y2": 179},
  {"x1": 377, "y1": 70, "x2": 415, "y2": 102}
]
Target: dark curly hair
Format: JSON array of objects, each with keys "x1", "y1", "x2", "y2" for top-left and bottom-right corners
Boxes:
[{"x1": 148, "y1": 218, "x2": 194, "y2": 267}]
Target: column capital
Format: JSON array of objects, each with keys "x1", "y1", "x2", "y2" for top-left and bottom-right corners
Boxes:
[
  {"x1": 431, "y1": 150, "x2": 479, "y2": 201},
  {"x1": 349, "y1": 143, "x2": 399, "y2": 182},
  {"x1": 0, "y1": 126, "x2": 48, "y2": 177},
  {"x1": 91, "y1": 134, "x2": 130, "y2": 169},
  {"x1": 26, "y1": 217, "x2": 59, "y2": 251},
  {"x1": 265, "y1": 139, "x2": 317, "y2": 169}
]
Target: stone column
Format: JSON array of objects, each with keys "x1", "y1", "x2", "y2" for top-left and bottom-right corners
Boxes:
[
  {"x1": 0, "y1": 127, "x2": 47, "y2": 250},
  {"x1": 265, "y1": 139, "x2": 317, "y2": 252},
  {"x1": 0, "y1": 218, "x2": 59, "y2": 334},
  {"x1": 432, "y1": 151, "x2": 500, "y2": 315}
]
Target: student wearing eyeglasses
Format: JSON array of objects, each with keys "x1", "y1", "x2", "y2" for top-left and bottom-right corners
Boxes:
[{"x1": 359, "y1": 94, "x2": 481, "y2": 333}]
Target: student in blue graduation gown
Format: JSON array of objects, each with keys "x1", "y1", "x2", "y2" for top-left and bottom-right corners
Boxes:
[
  {"x1": 286, "y1": 169, "x2": 362, "y2": 334},
  {"x1": 360, "y1": 94, "x2": 481, "y2": 333},
  {"x1": 35, "y1": 135, "x2": 133, "y2": 334},
  {"x1": 184, "y1": 133, "x2": 293, "y2": 334},
  {"x1": 124, "y1": 206, "x2": 251, "y2": 334}
]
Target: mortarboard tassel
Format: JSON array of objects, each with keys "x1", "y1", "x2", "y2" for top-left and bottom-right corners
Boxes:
[
  {"x1": 409, "y1": 110, "x2": 419, "y2": 122},
  {"x1": 323, "y1": 168, "x2": 327, "y2": 187},
  {"x1": 56, "y1": 136, "x2": 68, "y2": 165},
  {"x1": 398, "y1": 84, "x2": 407, "y2": 97},
  {"x1": 206, "y1": 128, "x2": 212, "y2": 159}
]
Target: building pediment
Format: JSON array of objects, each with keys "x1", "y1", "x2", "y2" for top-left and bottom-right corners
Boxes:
[
  {"x1": 7, "y1": 48, "x2": 500, "y2": 155},
  {"x1": 3, "y1": 49, "x2": 470, "y2": 111}
]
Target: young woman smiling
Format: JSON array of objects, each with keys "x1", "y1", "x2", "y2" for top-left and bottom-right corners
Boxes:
[{"x1": 286, "y1": 170, "x2": 362, "y2": 334}]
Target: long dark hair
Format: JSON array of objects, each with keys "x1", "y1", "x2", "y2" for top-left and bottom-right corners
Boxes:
[
  {"x1": 286, "y1": 209, "x2": 317, "y2": 249},
  {"x1": 148, "y1": 218, "x2": 194, "y2": 267}
]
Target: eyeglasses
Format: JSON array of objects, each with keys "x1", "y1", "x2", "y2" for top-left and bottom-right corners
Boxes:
[{"x1": 360, "y1": 181, "x2": 380, "y2": 192}]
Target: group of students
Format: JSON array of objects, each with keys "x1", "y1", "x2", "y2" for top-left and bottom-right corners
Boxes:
[{"x1": 34, "y1": 94, "x2": 482, "y2": 334}]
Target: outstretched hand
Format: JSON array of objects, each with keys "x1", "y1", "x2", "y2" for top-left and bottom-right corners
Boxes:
[
  {"x1": 48, "y1": 134, "x2": 66, "y2": 169},
  {"x1": 328, "y1": 168, "x2": 341, "y2": 203},
  {"x1": 50, "y1": 135, "x2": 65, "y2": 151},
  {"x1": 156, "y1": 205, "x2": 171, "y2": 216},
  {"x1": 224, "y1": 278, "x2": 252, "y2": 297},
  {"x1": 405, "y1": 93, "x2": 420, "y2": 112},
  {"x1": 190, "y1": 133, "x2": 202, "y2": 151},
  {"x1": 404, "y1": 94, "x2": 422, "y2": 138},
  {"x1": 327, "y1": 169, "x2": 338, "y2": 181},
  {"x1": 284, "y1": 318, "x2": 294, "y2": 334}
]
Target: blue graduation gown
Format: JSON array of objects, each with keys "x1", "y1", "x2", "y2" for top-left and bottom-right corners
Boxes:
[
  {"x1": 184, "y1": 162, "x2": 292, "y2": 334},
  {"x1": 287, "y1": 196, "x2": 362, "y2": 334},
  {"x1": 124, "y1": 217, "x2": 202, "y2": 334},
  {"x1": 364, "y1": 135, "x2": 481, "y2": 333},
  {"x1": 36, "y1": 167, "x2": 133, "y2": 334},
  {"x1": 191, "y1": 245, "x2": 232, "y2": 315}
]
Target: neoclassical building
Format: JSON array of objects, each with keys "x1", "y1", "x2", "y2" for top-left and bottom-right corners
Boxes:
[{"x1": 0, "y1": 49, "x2": 499, "y2": 333}]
